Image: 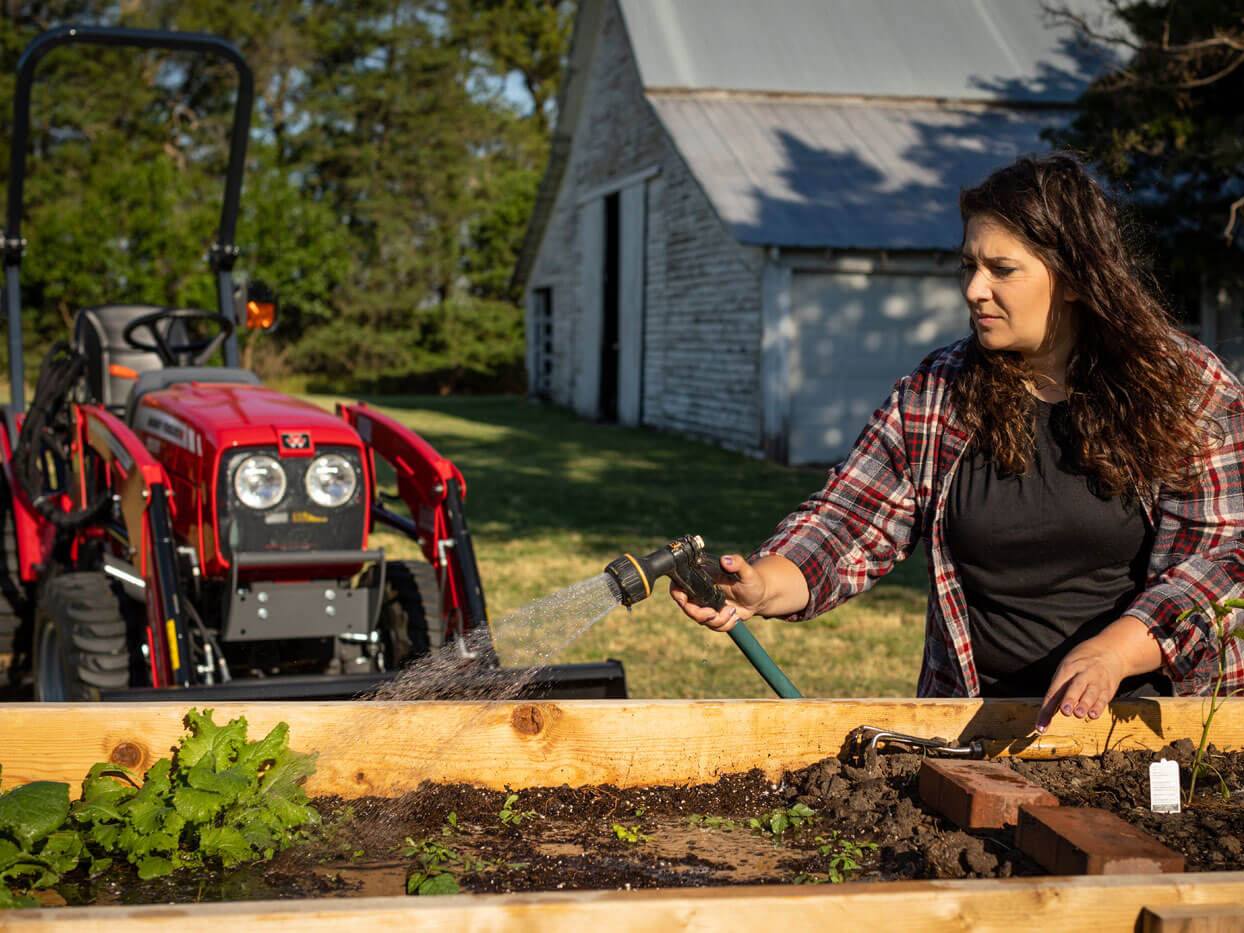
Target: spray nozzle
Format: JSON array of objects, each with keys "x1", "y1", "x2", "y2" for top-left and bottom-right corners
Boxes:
[{"x1": 603, "y1": 534, "x2": 735, "y2": 609}]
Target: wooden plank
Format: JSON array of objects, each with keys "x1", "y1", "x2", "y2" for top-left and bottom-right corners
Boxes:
[
  {"x1": 1142, "y1": 903, "x2": 1244, "y2": 932},
  {"x1": 0, "y1": 698, "x2": 1239, "y2": 797},
  {"x1": 5, "y1": 873, "x2": 1244, "y2": 931}
]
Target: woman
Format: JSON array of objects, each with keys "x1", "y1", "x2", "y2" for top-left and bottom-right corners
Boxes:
[{"x1": 672, "y1": 154, "x2": 1244, "y2": 732}]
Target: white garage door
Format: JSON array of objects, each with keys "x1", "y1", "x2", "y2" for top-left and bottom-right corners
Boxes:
[{"x1": 788, "y1": 271, "x2": 966, "y2": 465}]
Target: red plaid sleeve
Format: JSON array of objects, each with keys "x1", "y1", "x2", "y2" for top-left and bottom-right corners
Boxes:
[
  {"x1": 1124, "y1": 349, "x2": 1244, "y2": 695},
  {"x1": 753, "y1": 378, "x2": 921, "y2": 621}
]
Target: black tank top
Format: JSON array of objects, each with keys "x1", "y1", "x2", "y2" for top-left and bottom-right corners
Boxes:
[{"x1": 945, "y1": 399, "x2": 1161, "y2": 698}]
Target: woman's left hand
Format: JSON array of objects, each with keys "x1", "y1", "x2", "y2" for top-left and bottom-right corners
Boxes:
[
  {"x1": 1035, "y1": 615, "x2": 1162, "y2": 733},
  {"x1": 1035, "y1": 637, "x2": 1126, "y2": 733}
]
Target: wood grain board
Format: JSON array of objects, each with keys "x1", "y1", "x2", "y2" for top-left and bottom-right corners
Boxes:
[{"x1": 0, "y1": 697, "x2": 1238, "y2": 795}]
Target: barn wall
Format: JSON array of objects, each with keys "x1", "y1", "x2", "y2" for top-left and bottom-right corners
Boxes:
[{"x1": 525, "y1": 0, "x2": 764, "y2": 451}]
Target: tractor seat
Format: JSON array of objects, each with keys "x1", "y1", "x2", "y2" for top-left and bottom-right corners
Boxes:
[
  {"x1": 73, "y1": 304, "x2": 189, "y2": 414},
  {"x1": 125, "y1": 367, "x2": 261, "y2": 425}
]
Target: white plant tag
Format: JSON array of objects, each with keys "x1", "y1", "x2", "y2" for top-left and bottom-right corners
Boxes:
[{"x1": 1149, "y1": 758, "x2": 1181, "y2": 814}]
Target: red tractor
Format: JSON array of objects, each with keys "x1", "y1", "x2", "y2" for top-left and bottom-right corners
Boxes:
[{"x1": 0, "y1": 26, "x2": 625, "y2": 701}]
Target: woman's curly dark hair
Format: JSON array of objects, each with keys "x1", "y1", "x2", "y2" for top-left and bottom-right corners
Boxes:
[{"x1": 951, "y1": 153, "x2": 1208, "y2": 496}]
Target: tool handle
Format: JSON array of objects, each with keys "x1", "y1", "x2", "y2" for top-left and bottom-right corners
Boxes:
[{"x1": 976, "y1": 736, "x2": 1083, "y2": 760}]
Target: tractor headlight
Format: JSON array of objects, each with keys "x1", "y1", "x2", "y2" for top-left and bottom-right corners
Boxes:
[
  {"x1": 304, "y1": 453, "x2": 357, "y2": 508},
  {"x1": 232, "y1": 454, "x2": 287, "y2": 510}
]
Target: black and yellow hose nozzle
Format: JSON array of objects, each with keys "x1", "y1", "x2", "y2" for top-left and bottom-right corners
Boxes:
[
  {"x1": 604, "y1": 534, "x2": 725, "y2": 609},
  {"x1": 602, "y1": 535, "x2": 803, "y2": 699}
]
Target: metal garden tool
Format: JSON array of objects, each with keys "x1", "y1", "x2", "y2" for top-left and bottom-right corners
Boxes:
[{"x1": 850, "y1": 725, "x2": 1083, "y2": 761}]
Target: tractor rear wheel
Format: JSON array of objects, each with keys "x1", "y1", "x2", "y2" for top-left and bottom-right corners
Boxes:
[
  {"x1": 33, "y1": 572, "x2": 131, "y2": 700},
  {"x1": 371, "y1": 560, "x2": 441, "y2": 668},
  {"x1": 0, "y1": 472, "x2": 32, "y2": 680}
]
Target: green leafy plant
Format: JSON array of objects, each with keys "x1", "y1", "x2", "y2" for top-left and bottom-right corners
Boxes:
[
  {"x1": 610, "y1": 823, "x2": 650, "y2": 845},
  {"x1": 687, "y1": 814, "x2": 740, "y2": 832},
  {"x1": 402, "y1": 835, "x2": 526, "y2": 896},
  {"x1": 749, "y1": 803, "x2": 816, "y2": 842},
  {"x1": 1177, "y1": 598, "x2": 1244, "y2": 804},
  {"x1": 498, "y1": 793, "x2": 537, "y2": 827},
  {"x1": 443, "y1": 811, "x2": 459, "y2": 836},
  {"x1": 0, "y1": 775, "x2": 77, "y2": 908},
  {"x1": 1, "y1": 709, "x2": 319, "y2": 908},
  {"x1": 794, "y1": 832, "x2": 878, "y2": 884}
]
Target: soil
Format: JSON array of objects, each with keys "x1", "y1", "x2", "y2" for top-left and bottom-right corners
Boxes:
[{"x1": 32, "y1": 743, "x2": 1244, "y2": 906}]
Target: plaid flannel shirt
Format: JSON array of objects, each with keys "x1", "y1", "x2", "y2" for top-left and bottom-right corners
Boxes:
[{"x1": 754, "y1": 336, "x2": 1244, "y2": 697}]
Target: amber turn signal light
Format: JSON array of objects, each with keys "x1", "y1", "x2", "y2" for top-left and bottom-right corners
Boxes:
[{"x1": 246, "y1": 299, "x2": 277, "y2": 331}]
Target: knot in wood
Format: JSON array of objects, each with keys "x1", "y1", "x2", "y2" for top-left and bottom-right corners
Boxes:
[
  {"x1": 109, "y1": 741, "x2": 144, "y2": 769},
  {"x1": 511, "y1": 704, "x2": 545, "y2": 736}
]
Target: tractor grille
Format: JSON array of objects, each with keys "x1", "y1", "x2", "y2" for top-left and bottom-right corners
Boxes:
[{"x1": 216, "y1": 445, "x2": 366, "y2": 561}]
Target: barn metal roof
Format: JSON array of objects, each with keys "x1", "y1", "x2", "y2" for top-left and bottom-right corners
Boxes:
[
  {"x1": 619, "y1": 0, "x2": 1121, "y2": 104},
  {"x1": 648, "y1": 95, "x2": 1070, "y2": 249}
]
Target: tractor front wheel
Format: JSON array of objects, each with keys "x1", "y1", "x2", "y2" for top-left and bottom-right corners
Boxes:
[
  {"x1": 33, "y1": 573, "x2": 131, "y2": 700},
  {"x1": 370, "y1": 560, "x2": 442, "y2": 668}
]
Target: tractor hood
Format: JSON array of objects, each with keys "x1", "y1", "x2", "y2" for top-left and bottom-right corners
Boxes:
[{"x1": 132, "y1": 381, "x2": 362, "y2": 453}]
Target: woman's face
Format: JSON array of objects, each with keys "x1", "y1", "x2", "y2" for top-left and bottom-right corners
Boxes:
[{"x1": 960, "y1": 214, "x2": 1076, "y2": 356}]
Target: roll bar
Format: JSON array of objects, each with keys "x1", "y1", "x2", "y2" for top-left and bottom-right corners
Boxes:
[{"x1": 3, "y1": 25, "x2": 255, "y2": 409}]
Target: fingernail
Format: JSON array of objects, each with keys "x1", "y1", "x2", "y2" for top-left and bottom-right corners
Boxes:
[
  {"x1": 1061, "y1": 704, "x2": 1072, "y2": 715},
  {"x1": 722, "y1": 556, "x2": 734, "y2": 567},
  {"x1": 1074, "y1": 706, "x2": 1085, "y2": 717},
  {"x1": 1088, "y1": 709, "x2": 1099, "y2": 720},
  {"x1": 1034, "y1": 723, "x2": 1046, "y2": 734}
]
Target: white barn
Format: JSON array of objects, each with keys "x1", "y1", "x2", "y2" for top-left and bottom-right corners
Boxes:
[{"x1": 516, "y1": 0, "x2": 1224, "y2": 464}]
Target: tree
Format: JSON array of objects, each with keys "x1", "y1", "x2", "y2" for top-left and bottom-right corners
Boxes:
[{"x1": 1047, "y1": 0, "x2": 1244, "y2": 312}]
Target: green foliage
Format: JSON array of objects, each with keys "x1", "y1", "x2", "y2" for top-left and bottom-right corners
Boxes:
[
  {"x1": 0, "y1": 709, "x2": 318, "y2": 907},
  {"x1": 497, "y1": 792, "x2": 537, "y2": 827},
  {"x1": 402, "y1": 834, "x2": 526, "y2": 896},
  {"x1": 0, "y1": 1, "x2": 566, "y2": 390},
  {"x1": 686, "y1": 813, "x2": 741, "y2": 832},
  {"x1": 610, "y1": 823, "x2": 649, "y2": 844},
  {"x1": 1050, "y1": 0, "x2": 1244, "y2": 310},
  {"x1": 748, "y1": 803, "x2": 816, "y2": 842},
  {"x1": 794, "y1": 832, "x2": 878, "y2": 884},
  {"x1": 1176, "y1": 596, "x2": 1244, "y2": 803}
]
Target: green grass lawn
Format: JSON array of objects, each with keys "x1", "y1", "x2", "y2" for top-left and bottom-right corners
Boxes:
[{"x1": 311, "y1": 393, "x2": 929, "y2": 698}]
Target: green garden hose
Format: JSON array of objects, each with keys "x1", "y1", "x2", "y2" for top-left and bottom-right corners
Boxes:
[{"x1": 728, "y1": 621, "x2": 803, "y2": 698}]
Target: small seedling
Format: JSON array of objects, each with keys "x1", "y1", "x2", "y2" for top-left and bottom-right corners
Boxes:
[
  {"x1": 442, "y1": 811, "x2": 459, "y2": 836},
  {"x1": 611, "y1": 823, "x2": 650, "y2": 844},
  {"x1": 402, "y1": 835, "x2": 527, "y2": 895},
  {"x1": 749, "y1": 803, "x2": 816, "y2": 842},
  {"x1": 794, "y1": 832, "x2": 878, "y2": 884},
  {"x1": 687, "y1": 814, "x2": 739, "y2": 832},
  {"x1": 498, "y1": 793, "x2": 537, "y2": 827},
  {"x1": 1177, "y1": 597, "x2": 1244, "y2": 804}
]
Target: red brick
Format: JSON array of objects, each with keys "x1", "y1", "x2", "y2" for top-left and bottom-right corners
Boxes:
[
  {"x1": 1017, "y1": 805, "x2": 1185, "y2": 875},
  {"x1": 918, "y1": 759, "x2": 1059, "y2": 829}
]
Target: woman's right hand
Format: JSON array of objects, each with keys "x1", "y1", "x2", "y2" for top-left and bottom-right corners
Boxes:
[{"x1": 669, "y1": 553, "x2": 767, "y2": 632}]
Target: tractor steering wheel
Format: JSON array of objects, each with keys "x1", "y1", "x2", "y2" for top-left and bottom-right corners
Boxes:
[{"x1": 122, "y1": 307, "x2": 236, "y2": 367}]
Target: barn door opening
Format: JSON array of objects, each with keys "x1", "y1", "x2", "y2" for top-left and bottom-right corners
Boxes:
[{"x1": 599, "y1": 191, "x2": 621, "y2": 423}]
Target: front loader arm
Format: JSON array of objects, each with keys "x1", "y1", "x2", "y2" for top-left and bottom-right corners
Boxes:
[
  {"x1": 78, "y1": 405, "x2": 192, "y2": 687},
  {"x1": 338, "y1": 402, "x2": 490, "y2": 648}
]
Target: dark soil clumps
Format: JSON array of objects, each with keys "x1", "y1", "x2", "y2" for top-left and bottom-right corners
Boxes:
[{"x1": 37, "y1": 746, "x2": 1244, "y2": 905}]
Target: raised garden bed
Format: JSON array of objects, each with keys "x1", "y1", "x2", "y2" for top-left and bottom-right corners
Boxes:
[{"x1": 4, "y1": 699, "x2": 1244, "y2": 930}]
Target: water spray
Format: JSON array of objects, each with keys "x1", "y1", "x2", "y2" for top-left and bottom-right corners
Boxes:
[{"x1": 603, "y1": 535, "x2": 802, "y2": 699}]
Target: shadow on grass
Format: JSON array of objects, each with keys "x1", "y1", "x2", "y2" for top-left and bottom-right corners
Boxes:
[{"x1": 356, "y1": 393, "x2": 929, "y2": 601}]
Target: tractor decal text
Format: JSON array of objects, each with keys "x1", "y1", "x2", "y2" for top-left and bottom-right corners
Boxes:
[
  {"x1": 134, "y1": 408, "x2": 201, "y2": 455},
  {"x1": 291, "y1": 510, "x2": 328, "y2": 524}
]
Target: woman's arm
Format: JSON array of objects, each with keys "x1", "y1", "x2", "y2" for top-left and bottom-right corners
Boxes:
[
  {"x1": 1038, "y1": 367, "x2": 1244, "y2": 729},
  {"x1": 671, "y1": 376, "x2": 922, "y2": 629}
]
